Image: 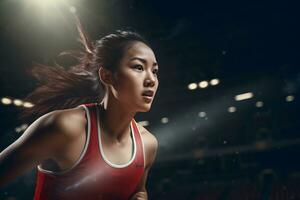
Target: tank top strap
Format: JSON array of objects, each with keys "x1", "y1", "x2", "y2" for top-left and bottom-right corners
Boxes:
[
  {"x1": 78, "y1": 103, "x2": 100, "y2": 160},
  {"x1": 82, "y1": 102, "x2": 98, "y2": 109},
  {"x1": 131, "y1": 119, "x2": 145, "y2": 168}
]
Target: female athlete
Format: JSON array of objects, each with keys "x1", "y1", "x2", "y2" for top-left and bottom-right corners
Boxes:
[{"x1": 0, "y1": 19, "x2": 159, "y2": 200}]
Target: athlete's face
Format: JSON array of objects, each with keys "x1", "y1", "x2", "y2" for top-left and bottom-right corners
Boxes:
[{"x1": 111, "y1": 41, "x2": 159, "y2": 112}]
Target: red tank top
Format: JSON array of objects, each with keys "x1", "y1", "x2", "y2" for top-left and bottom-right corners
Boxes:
[{"x1": 33, "y1": 103, "x2": 145, "y2": 200}]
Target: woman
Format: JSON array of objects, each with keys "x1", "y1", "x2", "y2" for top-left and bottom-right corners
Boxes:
[{"x1": 0, "y1": 19, "x2": 159, "y2": 200}]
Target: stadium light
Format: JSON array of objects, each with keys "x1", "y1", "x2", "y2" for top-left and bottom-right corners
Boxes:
[
  {"x1": 234, "y1": 92, "x2": 254, "y2": 101},
  {"x1": 199, "y1": 81, "x2": 208, "y2": 89},
  {"x1": 188, "y1": 83, "x2": 197, "y2": 90},
  {"x1": 210, "y1": 78, "x2": 220, "y2": 86},
  {"x1": 228, "y1": 106, "x2": 236, "y2": 113},
  {"x1": 1, "y1": 97, "x2": 12, "y2": 105}
]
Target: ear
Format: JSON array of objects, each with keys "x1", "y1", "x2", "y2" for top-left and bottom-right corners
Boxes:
[{"x1": 98, "y1": 67, "x2": 114, "y2": 86}]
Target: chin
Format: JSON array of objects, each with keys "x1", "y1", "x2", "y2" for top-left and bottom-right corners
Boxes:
[{"x1": 138, "y1": 105, "x2": 152, "y2": 112}]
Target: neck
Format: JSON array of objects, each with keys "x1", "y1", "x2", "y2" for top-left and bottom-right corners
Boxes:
[{"x1": 98, "y1": 92, "x2": 136, "y2": 142}]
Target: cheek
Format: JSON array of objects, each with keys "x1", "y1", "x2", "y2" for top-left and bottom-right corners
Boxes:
[{"x1": 116, "y1": 73, "x2": 140, "y2": 96}]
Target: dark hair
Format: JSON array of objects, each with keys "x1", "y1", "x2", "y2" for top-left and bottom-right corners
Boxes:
[{"x1": 19, "y1": 18, "x2": 150, "y2": 122}]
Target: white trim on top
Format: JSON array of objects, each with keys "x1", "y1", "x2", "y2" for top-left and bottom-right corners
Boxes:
[
  {"x1": 134, "y1": 120, "x2": 146, "y2": 168},
  {"x1": 37, "y1": 104, "x2": 91, "y2": 175},
  {"x1": 96, "y1": 105, "x2": 137, "y2": 168}
]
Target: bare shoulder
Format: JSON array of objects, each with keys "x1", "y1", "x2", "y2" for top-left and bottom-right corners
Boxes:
[
  {"x1": 0, "y1": 106, "x2": 87, "y2": 187},
  {"x1": 136, "y1": 123, "x2": 158, "y2": 149},
  {"x1": 51, "y1": 106, "x2": 87, "y2": 139},
  {"x1": 136, "y1": 123, "x2": 158, "y2": 168},
  {"x1": 28, "y1": 106, "x2": 87, "y2": 160},
  {"x1": 22, "y1": 106, "x2": 87, "y2": 151}
]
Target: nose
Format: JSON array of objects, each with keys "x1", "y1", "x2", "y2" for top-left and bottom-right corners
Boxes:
[{"x1": 144, "y1": 70, "x2": 156, "y2": 87}]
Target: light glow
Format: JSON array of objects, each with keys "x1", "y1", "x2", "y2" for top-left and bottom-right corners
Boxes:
[
  {"x1": 199, "y1": 81, "x2": 208, "y2": 88},
  {"x1": 138, "y1": 121, "x2": 149, "y2": 127},
  {"x1": 210, "y1": 79, "x2": 220, "y2": 86},
  {"x1": 188, "y1": 83, "x2": 197, "y2": 90},
  {"x1": 161, "y1": 117, "x2": 169, "y2": 124},
  {"x1": 255, "y1": 101, "x2": 264, "y2": 108},
  {"x1": 23, "y1": 102, "x2": 35, "y2": 108},
  {"x1": 286, "y1": 95, "x2": 295, "y2": 102},
  {"x1": 228, "y1": 106, "x2": 236, "y2": 113},
  {"x1": 234, "y1": 92, "x2": 254, "y2": 101},
  {"x1": 13, "y1": 99, "x2": 23, "y2": 106},
  {"x1": 1, "y1": 97, "x2": 12, "y2": 105}
]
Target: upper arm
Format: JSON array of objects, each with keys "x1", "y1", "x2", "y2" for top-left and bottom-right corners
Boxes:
[{"x1": 0, "y1": 109, "x2": 78, "y2": 187}]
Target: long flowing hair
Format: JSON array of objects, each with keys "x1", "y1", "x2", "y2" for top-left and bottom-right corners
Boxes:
[{"x1": 19, "y1": 16, "x2": 150, "y2": 122}]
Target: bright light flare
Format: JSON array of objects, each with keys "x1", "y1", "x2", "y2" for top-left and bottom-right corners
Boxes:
[
  {"x1": 1, "y1": 97, "x2": 12, "y2": 105},
  {"x1": 23, "y1": 102, "x2": 35, "y2": 108},
  {"x1": 13, "y1": 99, "x2": 23, "y2": 107},
  {"x1": 27, "y1": 0, "x2": 69, "y2": 8},
  {"x1": 210, "y1": 79, "x2": 220, "y2": 86},
  {"x1": 199, "y1": 81, "x2": 208, "y2": 89},
  {"x1": 24, "y1": 0, "x2": 73, "y2": 21},
  {"x1": 234, "y1": 92, "x2": 254, "y2": 101},
  {"x1": 286, "y1": 95, "x2": 295, "y2": 102},
  {"x1": 188, "y1": 83, "x2": 197, "y2": 90}
]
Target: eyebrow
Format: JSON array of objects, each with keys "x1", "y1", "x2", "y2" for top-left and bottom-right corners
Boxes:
[{"x1": 130, "y1": 57, "x2": 158, "y2": 67}]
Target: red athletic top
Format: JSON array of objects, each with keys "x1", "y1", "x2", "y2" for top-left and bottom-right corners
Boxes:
[{"x1": 33, "y1": 103, "x2": 145, "y2": 200}]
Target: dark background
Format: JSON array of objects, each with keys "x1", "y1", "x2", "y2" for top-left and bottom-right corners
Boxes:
[{"x1": 0, "y1": 0, "x2": 299, "y2": 199}]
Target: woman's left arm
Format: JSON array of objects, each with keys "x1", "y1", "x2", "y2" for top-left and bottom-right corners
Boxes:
[{"x1": 130, "y1": 126, "x2": 158, "y2": 200}]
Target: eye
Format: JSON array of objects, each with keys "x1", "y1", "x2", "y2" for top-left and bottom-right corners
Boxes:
[
  {"x1": 132, "y1": 64, "x2": 143, "y2": 71},
  {"x1": 153, "y1": 68, "x2": 159, "y2": 76}
]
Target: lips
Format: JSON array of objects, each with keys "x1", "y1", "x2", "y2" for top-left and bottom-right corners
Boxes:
[{"x1": 142, "y1": 90, "x2": 154, "y2": 97}]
